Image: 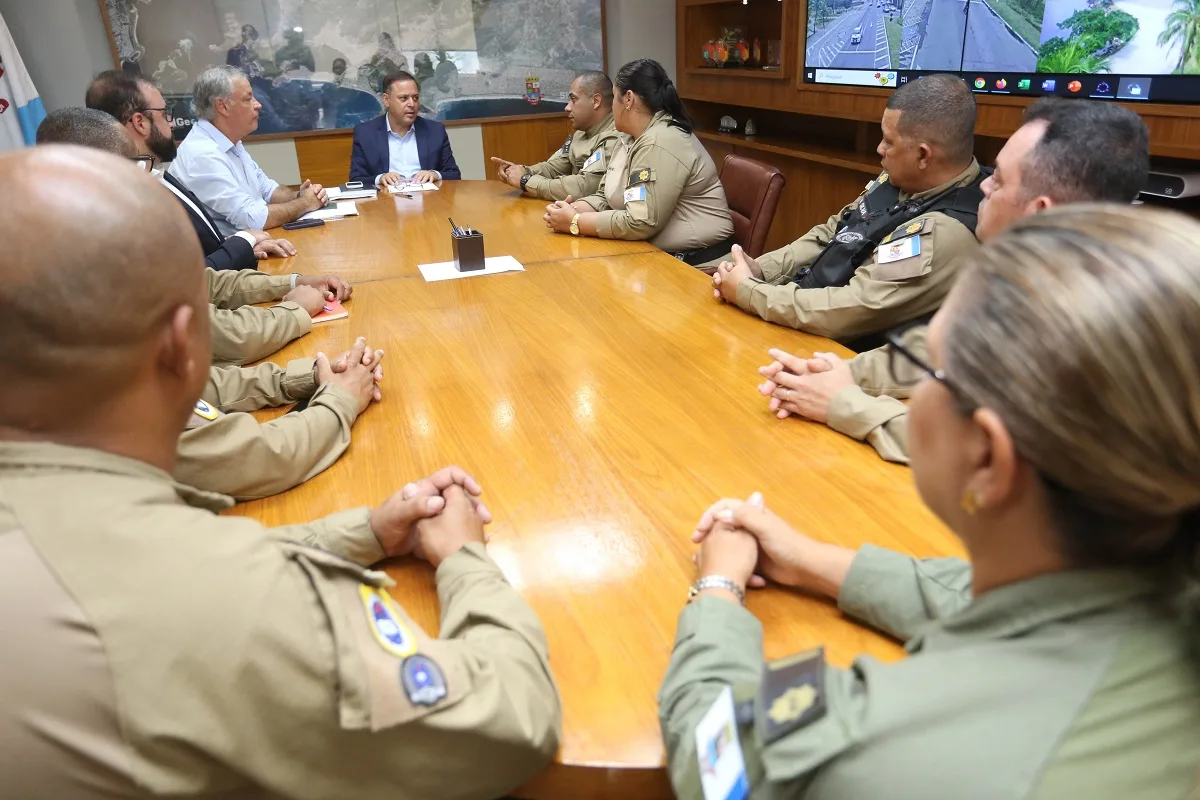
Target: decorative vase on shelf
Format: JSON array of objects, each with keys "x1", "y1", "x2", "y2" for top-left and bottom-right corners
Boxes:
[
  {"x1": 703, "y1": 38, "x2": 731, "y2": 67},
  {"x1": 752, "y1": 38, "x2": 762, "y2": 67}
]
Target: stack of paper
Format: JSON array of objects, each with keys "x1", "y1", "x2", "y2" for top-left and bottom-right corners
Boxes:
[
  {"x1": 388, "y1": 182, "x2": 439, "y2": 193},
  {"x1": 327, "y1": 186, "x2": 378, "y2": 201},
  {"x1": 417, "y1": 256, "x2": 525, "y2": 282},
  {"x1": 299, "y1": 201, "x2": 360, "y2": 221}
]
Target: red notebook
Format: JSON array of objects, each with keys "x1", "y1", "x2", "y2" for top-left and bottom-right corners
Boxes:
[{"x1": 313, "y1": 299, "x2": 348, "y2": 323}]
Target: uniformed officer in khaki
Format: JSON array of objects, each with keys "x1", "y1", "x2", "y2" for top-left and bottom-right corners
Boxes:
[
  {"x1": 756, "y1": 98, "x2": 1152, "y2": 464},
  {"x1": 490, "y1": 71, "x2": 621, "y2": 202},
  {"x1": 543, "y1": 58, "x2": 734, "y2": 264},
  {"x1": 180, "y1": 336, "x2": 384, "y2": 501},
  {"x1": 207, "y1": 266, "x2": 351, "y2": 366},
  {"x1": 711, "y1": 74, "x2": 984, "y2": 346},
  {"x1": 664, "y1": 205, "x2": 1200, "y2": 799},
  {"x1": 0, "y1": 145, "x2": 561, "y2": 799}
]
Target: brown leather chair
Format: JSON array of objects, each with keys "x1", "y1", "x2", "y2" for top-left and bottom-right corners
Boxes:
[{"x1": 717, "y1": 154, "x2": 786, "y2": 268}]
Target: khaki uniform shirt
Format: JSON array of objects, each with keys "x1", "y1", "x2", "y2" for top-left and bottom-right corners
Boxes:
[
  {"x1": 733, "y1": 162, "x2": 982, "y2": 341},
  {"x1": 0, "y1": 441, "x2": 561, "y2": 799},
  {"x1": 580, "y1": 111, "x2": 734, "y2": 253},
  {"x1": 177, "y1": 359, "x2": 359, "y2": 501},
  {"x1": 660, "y1": 545, "x2": 1200, "y2": 799},
  {"x1": 523, "y1": 113, "x2": 621, "y2": 201},
  {"x1": 826, "y1": 324, "x2": 927, "y2": 464},
  {"x1": 207, "y1": 267, "x2": 312, "y2": 367}
]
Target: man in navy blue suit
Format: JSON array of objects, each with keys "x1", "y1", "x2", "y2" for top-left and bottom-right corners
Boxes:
[{"x1": 349, "y1": 71, "x2": 461, "y2": 186}]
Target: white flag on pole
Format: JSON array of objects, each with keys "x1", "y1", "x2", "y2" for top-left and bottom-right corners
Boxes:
[{"x1": 0, "y1": 11, "x2": 47, "y2": 152}]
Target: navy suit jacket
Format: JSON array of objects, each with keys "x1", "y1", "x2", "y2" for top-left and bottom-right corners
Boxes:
[
  {"x1": 162, "y1": 171, "x2": 256, "y2": 272},
  {"x1": 349, "y1": 115, "x2": 461, "y2": 183}
]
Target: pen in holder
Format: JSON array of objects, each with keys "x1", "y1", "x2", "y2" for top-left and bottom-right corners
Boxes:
[{"x1": 451, "y1": 227, "x2": 485, "y2": 272}]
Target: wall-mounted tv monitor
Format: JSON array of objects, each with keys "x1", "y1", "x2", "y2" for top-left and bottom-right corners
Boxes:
[{"x1": 803, "y1": 0, "x2": 1199, "y2": 103}]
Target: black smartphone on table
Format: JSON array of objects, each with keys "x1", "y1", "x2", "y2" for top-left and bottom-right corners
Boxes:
[{"x1": 282, "y1": 218, "x2": 325, "y2": 231}]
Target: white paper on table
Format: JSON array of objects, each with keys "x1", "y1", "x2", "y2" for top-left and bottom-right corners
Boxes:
[
  {"x1": 327, "y1": 186, "x2": 378, "y2": 201},
  {"x1": 388, "y1": 182, "x2": 439, "y2": 193},
  {"x1": 299, "y1": 201, "x2": 359, "y2": 221},
  {"x1": 417, "y1": 255, "x2": 525, "y2": 282}
]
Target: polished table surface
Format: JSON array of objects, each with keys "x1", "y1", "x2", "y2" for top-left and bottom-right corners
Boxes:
[
  {"x1": 232, "y1": 182, "x2": 962, "y2": 798},
  {"x1": 257, "y1": 180, "x2": 658, "y2": 283}
]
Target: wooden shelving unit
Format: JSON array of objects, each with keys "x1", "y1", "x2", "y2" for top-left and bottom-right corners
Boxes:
[
  {"x1": 682, "y1": 0, "x2": 786, "y2": 76},
  {"x1": 695, "y1": 129, "x2": 881, "y2": 174},
  {"x1": 684, "y1": 67, "x2": 787, "y2": 81}
]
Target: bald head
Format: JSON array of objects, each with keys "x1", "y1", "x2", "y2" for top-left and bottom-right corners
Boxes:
[
  {"x1": 36, "y1": 107, "x2": 137, "y2": 158},
  {"x1": 0, "y1": 146, "x2": 208, "y2": 440}
]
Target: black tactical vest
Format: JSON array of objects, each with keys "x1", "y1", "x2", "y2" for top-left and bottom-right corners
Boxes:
[{"x1": 796, "y1": 169, "x2": 989, "y2": 291}]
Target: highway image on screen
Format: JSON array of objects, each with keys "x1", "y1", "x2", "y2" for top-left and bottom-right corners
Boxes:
[
  {"x1": 807, "y1": 0, "x2": 1200, "y2": 75},
  {"x1": 806, "y1": 0, "x2": 1044, "y2": 71}
]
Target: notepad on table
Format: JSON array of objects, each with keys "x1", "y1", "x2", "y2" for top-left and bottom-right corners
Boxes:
[
  {"x1": 417, "y1": 256, "x2": 525, "y2": 282},
  {"x1": 299, "y1": 202, "x2": 359, "y2": 221},
  {"x1": 389, "y1": 182, "x2": 439, "y2": 193},
  {"x1": 312, "y1": 299, "x2": 348, "y2": 323},
  {"x1": 327, "y1": 186, "x2": 378, "y2": 201}
]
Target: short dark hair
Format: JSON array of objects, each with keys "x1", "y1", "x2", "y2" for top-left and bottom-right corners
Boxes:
[
  {"x1": 85, "y1": 69, "x2": 153, "y2": 124},
  {"x1": 1021, "y1": 98, "x2": 1149, "y2": 203},
  {"x1": 36, "y1": 107, "x2": 137, "y2": 158},
  {"x1": 381, "y1": 71, "x2": 419, "y2": 95},
  {"x1": 885, "y1": 73, "x2": 977, "y2": 164},
  {"x1": 574, "y1": 70, "x2": 613, "y2": 106}
]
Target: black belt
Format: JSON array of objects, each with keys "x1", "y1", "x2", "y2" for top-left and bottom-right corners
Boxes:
[{"x1": 673, "y1": 236, "x2": 737, "y2": 267}]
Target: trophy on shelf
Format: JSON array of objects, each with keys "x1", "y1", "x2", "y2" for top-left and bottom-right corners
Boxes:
[{"x1": 703, "y1": 28, "x2": 750, "y2": 68}]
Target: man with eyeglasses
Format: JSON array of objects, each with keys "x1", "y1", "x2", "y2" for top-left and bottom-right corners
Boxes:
[
  {"x1": 756, "y1": 99, "x2": 1150, "y2": 463},
  {"x1": 36, "y1": 104, "x2": 347, "y2": 368},
  {"x1": 85, "y1": 69, "x2": 291, "y2": 272}
]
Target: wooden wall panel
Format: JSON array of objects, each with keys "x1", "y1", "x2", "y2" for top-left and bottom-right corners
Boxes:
[
  {"x1": 481, "y1": 116, "x2": 575, "y2": 175},
  {"x1": 295, "y1": 133, "x2": 354, "y2": 187}
]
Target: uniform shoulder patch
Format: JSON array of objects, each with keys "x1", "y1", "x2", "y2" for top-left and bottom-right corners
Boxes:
[
  {"x1": 401, "y1": 654, "x2": 448, "y2": 706},
  {"x1": 193, "y1": 399, "x2": 219, "y2": 420},
  {"x1": 754, "y1": 646, "x2": 827, "y2": 746},
  {"x1": 359, "y1": 584, "x2": 417, "y2": 659},
  {"x1": 561, "y1": 134, "x2": 573, "y2": 154},
  {"x1": 628, "y1": 167, "x2": 656, "y2": 187},
  {"x1": 881, "y1": 217, "x2": 931, "y2": 243}
]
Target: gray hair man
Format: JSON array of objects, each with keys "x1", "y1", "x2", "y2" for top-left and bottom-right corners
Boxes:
[{"x1": 169, "y1": 65, "x2": 327, "y2": 235}]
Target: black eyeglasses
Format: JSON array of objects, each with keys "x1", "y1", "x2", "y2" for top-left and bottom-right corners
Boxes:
[
  {"x1": 140, "y1": 106, "x2": 170, "y2": 117},
  {"x1": 884, "y1": 327, "x2": 977, "y2": 413},
  {"x1": 129, "y1": 154, "x2": 155, "y2": 171}
]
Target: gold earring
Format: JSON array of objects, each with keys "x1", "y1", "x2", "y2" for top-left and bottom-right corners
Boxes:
[{"x1": 961, "y1": 488, "x2": 978, "y2": 516}]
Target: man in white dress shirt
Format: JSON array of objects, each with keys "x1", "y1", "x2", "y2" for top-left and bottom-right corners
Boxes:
[
  {"x1": 86, "y1": 70, "x2": 294, "y2": 270},
  {"x1": 170, "y1": 65, "x2": 327, "y2": 235}
]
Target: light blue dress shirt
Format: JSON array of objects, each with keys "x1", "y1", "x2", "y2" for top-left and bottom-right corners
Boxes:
[
  {"x1": 169, "y1": 120, "x2": 280, "y2": 236},
  {"x1": 376, "y1": 116, "x2": 439, "y2": 185}
]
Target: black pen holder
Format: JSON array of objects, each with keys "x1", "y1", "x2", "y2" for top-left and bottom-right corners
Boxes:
[{"x1": 452, "y1": 230, "x2": 485, "y2": 272}]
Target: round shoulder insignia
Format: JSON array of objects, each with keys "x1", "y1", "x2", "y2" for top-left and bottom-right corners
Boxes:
[
  {"x1": 359, "y1": 585, "x2": 416, "y2": 658},
  {"x1": 834, "y1": 230, "x2": 864, "y2": 245},
  {"x1": 193, "y1": 399, "x2": 219, "y2": 420},
  {"x1": 401, "y1": 654, "x2": 448, "y2": 706}
]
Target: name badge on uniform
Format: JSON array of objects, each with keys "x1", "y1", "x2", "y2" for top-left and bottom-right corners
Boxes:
[
  {"x1": 624, "y1": 184, "x2": 648, "y2": 203},
  {"x1": 877, "y1": 234, "x2": 921, "y2": 264},
  {"x1": 583, "y1": 148, "x2": 603, "y2": 169},
  {"x1": 695, "y1": 686, "x2": 750, "y2": 800}
]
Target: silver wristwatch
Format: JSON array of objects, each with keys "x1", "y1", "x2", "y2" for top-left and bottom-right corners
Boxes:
[{"x1": 688, "y1": 575, "x2": 745, "y2": 604}]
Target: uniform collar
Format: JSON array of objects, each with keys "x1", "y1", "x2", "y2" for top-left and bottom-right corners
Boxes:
[
  {"x1": 633, "y1": 109, "x2": 675, "y2": 144},
  {"x1": 584, "y1": 112, "x2": 615, "y2": 140},
  {"x1": 908, "y1": 566, "x2": 1159, "y2": 653},
  {"x1": 196, "y1": 119, "x2": 238, "y2": 154},
  {"x1": 899, "y1": 158, "x2": 981, "y2": 202},
  {"x1": 0, "y1": 440, "x2": 235, "y2": 513}
]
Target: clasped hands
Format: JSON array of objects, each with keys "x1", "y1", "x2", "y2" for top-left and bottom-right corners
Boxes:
[
  {"x1": 370, "y1": 466, "x2": 493, "y2": 568},
  {"x1": 543, "y1": 196, "x2": 585, "y2": 233},
  {"x1": 756, "y1": 348, "x2": 856, "y2": 424},
  {"x1": 711, "y1": 244, "x2": 763, "y2": 302}
]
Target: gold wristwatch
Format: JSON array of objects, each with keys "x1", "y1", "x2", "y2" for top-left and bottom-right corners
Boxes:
[{"x1": 570, "y1": 213, "x2": 581, "y2": 236}]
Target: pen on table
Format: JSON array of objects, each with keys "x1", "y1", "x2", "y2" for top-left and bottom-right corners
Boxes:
[
  {"x1": 448, "y1": 217, "x2": 462, "y2": 236},
  {"x1": 322, "y1": 305, "x2": 334, "y2": 312}
]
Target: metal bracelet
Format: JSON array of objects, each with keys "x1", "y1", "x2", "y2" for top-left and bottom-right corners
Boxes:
[{"x1": 688, "y1": 575, "x2": 745, "y2": 604}]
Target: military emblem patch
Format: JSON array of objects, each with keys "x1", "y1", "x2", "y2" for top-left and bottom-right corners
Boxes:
[
  {"x1": 627, "y1": 168, "x2": 656, "y2": 187},
  {"x1": 401, "y1": 654, "x2": 448, "y2": 706},
  {"x1": 193, "y1": 399, "x2": 219, "y2": 420},
  {"x1": 359, "y1": 584, "x2": 416, "y2": 659},
  {"x1": 755, "y1": 647, "x2": 827, "y2": 745},
  {"x1": 834, "y1": 229, "x2": 864, "y2": 244},
  {"x1": 561, "y1": 135, "x2": 572, "y2": 154}
]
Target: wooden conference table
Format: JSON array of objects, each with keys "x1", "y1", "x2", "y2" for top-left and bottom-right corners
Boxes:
[{"x1": 235, "y1": 181, "x2": 962, "y2": 798}]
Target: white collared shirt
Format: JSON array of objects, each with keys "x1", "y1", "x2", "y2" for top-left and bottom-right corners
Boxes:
[
  {"x1": 169, "y1": 120, "x2": 280, "y2": 237},
  {"x1": 157, "y1": 171, "x2": 257, "y2": 248}
]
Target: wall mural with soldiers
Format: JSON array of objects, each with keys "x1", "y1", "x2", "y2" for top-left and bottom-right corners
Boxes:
[{"x1": 99, "y1": 0, "x2": 605, "y2": 137}]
